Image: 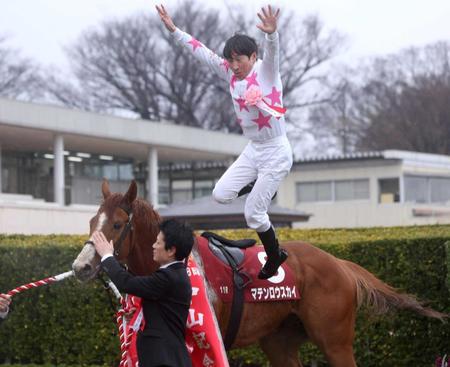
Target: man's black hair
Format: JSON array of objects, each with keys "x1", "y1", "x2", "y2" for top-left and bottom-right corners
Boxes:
[
  {"x1": 223, "y1": 34, "x2": 258, "y2": 59},
  {"x1": 159, "y1": 219, "x2": 194, "y2": 261}
]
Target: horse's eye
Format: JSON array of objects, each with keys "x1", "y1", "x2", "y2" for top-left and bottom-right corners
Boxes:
[{"x1": 113, "y1": 223, "x2": 122, "y2": 230}]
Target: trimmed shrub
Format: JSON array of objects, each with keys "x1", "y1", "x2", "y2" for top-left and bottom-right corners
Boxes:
[{"x1": 0, "y1": 226, "x2": 449, "y2": 366}]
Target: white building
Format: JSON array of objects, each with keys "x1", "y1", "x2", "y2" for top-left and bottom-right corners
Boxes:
[
  {"x1": 278, "y1": 151, "x2": 450, "y2": 228},
  {"x1": 1, "y1": 98, "x2": 450, "y2": 233},
  {"x1": 0, "y1": 98, "x2": 246, "y2": 234}
]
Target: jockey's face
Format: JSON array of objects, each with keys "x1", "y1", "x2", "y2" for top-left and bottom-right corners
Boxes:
[
  {"x1": 152, "y1": 231, "x2": 176, "y2": 266},
  {"x1": 227, "y1": 51, "x2": 257, "y2": 80}
]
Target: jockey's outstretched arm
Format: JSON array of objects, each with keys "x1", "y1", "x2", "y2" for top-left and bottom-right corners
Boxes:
[
  {"x1": 155, "y1": 4, "x2": 231, "y2": 82},
  {"x1": 257, "y1": 5, "x2": 281, "y2": 83}
]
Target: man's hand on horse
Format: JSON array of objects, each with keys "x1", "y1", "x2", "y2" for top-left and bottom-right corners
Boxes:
[
  {"x1": 0, "y1": 293, "x2": 11, "y2": 313},
  {"x1": 155, "y1": 4, "x2": 176, "y2": 33},
  {"x1": 256, "y1": 5, "x2": 280, "y2": 34},
  {"x1": 92, "y1": 231, "x2": 114, "y2": 258}
]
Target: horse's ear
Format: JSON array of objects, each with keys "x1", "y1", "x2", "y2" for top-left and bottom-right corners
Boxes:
[
  {"x1": 122, "y1": 180, "x2": 138, "y2": 207},
  {"x1": 102, "y1": 179, "x2": 111, "y2": 199}
]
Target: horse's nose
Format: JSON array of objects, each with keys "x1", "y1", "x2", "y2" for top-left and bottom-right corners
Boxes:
[
  {"x1": 72, "y1": 261, "x2": 94, "y2": 281},
  {"x1": 83, "y1": 263, "x2": 92, "y2": 273}
]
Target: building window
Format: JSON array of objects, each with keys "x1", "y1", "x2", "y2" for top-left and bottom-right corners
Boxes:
[
  {"x1": 171, "y1": 180, "x2": 192, "y2": 203},
  {"x1": 158, "y1": 178, "x2": 170, "y2": 205},
  {"x1": 296, "y1": 179, "x2": 369, "y2": 203},
  {"x1": 296, "y1": 181, "x2": 332, "y2": 203},
  {"x1": 430, "y1": 177, "x2": 450, "y2": 203},
  {"x1": 103, "y1": 164, "x2": 119, "y2": 181},
  {"x1": 335, "y1": 179, "x2": 369, "y2": 201},
  {"x1": 378, "y1": 178, "x2": 400, "y2": 203},
  {"x1": 405, "y1": 176, "x2": 428, "y2": 203},
  {"x1": 194, "y1": 180, "x2": 214, "y2": 199},
  {"x1": 405, "y1": 175, "x2": 450, "y2": 204},
  {"x1": 118, "y1": 164, "x2": 134, "y2": 180}
]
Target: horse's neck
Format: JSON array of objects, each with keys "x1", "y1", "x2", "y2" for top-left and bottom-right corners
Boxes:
[
  {"x1": 128, "y1": 238, "x2": 159, "y2": 276},
  {"x1": 126, "y1": 201, "x2": 160, "y2": 276}
]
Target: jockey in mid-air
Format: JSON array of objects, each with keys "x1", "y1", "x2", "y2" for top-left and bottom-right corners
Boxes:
[{"x1": 156, "y1": 4, "x2": 293, "y2": 279}]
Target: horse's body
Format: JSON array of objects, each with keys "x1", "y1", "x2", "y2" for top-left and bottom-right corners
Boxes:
[{"x1": 72, "y1": 181, "x2": 446, "y2": 367}]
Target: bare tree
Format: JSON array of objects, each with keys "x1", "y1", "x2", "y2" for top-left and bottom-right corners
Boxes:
[
  {"x1": 309, "y1": 42, "x2": 450, "y2": 155},
  {"x1": 0, "y1": 36, "x2": 41, "y2": 99},
  {"x1": 308, "y1": 77, "x2": 359, "y2": 154},
  {"x1": 45, "y1": 2, "x2": 344, "y2": 134},
  {"x1": 44, "y1": 2, "x2": 235, "y2": 130},
  {"x1": 352, "y1": 42, "x2": 450, "y2": 154},
  {"x1": 47, "y1": 15, "x2": 163, "y2": 119}
]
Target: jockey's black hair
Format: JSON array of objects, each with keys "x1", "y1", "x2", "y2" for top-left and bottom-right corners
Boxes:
[
  {"x1": 223, "y1": 34, "x2": 258, "y2": 59},
  {"x1": 159, "y1": 219, "x2": 194, "y2": 261}
]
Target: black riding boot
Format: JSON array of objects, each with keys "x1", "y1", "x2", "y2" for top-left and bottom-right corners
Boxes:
[
  {"x1": 237, "y1": 180, "x2": 277, "y2": 200},
  {"x1": 237, "y1": 180, "x2": 256, "y2": 197},
  {"x1": 257, "y1": 226, "x2": 288, "y2": 279}
]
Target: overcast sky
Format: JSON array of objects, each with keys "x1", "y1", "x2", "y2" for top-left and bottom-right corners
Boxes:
[{"x1": 1, "y1": 0, "x2": 450, "y2": 71}]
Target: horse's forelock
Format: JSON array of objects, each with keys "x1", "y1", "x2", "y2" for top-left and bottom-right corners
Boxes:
[
  {"x1": 102, "y1": 193, "x2": 125, "y2": 212},
  {"x1": 101, "y1": 194, "x2": 160, "y2": 240}
]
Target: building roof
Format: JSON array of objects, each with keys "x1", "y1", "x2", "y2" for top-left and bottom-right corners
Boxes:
[
  {"x1": 158, "y1": 195, "x2": 310, "y2": 230},
  {"x1": 0, "y1": 98, "x2": 247, "y2": 162},
  {"x1": 295, "y1": 150, "x2": 450, "y2": 169}
]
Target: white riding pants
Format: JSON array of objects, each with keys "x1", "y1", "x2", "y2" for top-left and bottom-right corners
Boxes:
[{"x1": 212, "y1": 135, "x2": 293, "y2": 232}]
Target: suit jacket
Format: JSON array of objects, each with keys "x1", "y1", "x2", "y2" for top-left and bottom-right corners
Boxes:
[{"x1": 101, "y1": 257, "x2": 192, "y2": 367}]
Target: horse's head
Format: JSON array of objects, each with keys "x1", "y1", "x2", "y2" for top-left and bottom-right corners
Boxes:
[{"x1": 72, "y1": 179, "x2": 139, "y2": 282}]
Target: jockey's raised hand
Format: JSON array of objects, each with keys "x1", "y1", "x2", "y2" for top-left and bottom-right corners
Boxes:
[
  {"x1": 155, "y1": 4, "x2": 176, "y2": 33},
  {"x1": 256, "y1": 5, "x2": 280, "y2": 34}
]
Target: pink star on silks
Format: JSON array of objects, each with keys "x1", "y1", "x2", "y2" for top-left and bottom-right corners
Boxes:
[
  {"x1": 230, "y1": 75, "x2": 238, "y2": 90},
  {"x1": 265, "y1": 86, "x2": 282, "y2": 105},
  {"x1": 221, "y1": 59, "x2": 230, "y2": 72},
  {"x1": 188, "y1": 37, "x2": 203, "y2": 52},
  {"x1": 252, "y1": 111, "x2": 272, "y2": 130},
  {"x1": 234, "y1": 97, "x2": 249, "y2": 112},
  {"x1": 245, "y1": 71, "x2": 259, "y2": 89}
]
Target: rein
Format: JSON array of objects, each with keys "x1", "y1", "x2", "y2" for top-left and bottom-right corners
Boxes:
[
  {"x1": 6, "y1": 270, "x2": 138, "y2": 367},
  {"x1": 6, "y1": 271, "x2": 74, "y2": 297},
  {"x1": 101, "y1": 275, "x2": 142, "y2": 367},
  {"x1": 114, "y1": 209, "x2": 134, "y2": 257},
  {"x1": 92, "y1": 204, "x2": 137, "y2": 367}
]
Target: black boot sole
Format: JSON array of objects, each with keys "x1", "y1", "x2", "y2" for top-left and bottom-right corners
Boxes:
[{"x1": 258, "y1": 249, "x2": 288, "y2": 280}]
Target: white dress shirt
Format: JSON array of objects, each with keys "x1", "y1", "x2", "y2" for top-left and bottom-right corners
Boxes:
[{"x1": 0, "y1": 307, "x2": 9, "y2": 319}]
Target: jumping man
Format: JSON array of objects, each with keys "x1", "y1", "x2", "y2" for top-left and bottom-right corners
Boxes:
[{"x1": 156, "y1": 4, "x2": 293, "y2": 279}]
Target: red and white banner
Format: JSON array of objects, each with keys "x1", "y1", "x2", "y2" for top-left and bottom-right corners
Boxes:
[{"x1": 186, "y1": 257, "x2": 229, "y2": 367}]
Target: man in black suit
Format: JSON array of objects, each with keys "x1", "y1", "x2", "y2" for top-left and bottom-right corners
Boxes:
[
  {"x1": 0, "y1": 293, "x2": 11, "y2": 322},
  {"x1": 93, "y1": 219, "x2": 194, "y2": 367}
]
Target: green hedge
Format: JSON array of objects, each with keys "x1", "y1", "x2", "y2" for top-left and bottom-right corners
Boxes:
[
  {"x1": 0, "y1": 226, "x2": 449, "y2": 366},
  {"x1": 0, "y1": 235, "x2": 118, "y2": 366}
]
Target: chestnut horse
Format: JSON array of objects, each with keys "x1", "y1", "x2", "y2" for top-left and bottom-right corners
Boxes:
[{"x1": 72, "y1": 181, "x2": 446, "y2": 367}]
